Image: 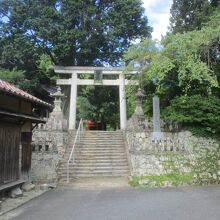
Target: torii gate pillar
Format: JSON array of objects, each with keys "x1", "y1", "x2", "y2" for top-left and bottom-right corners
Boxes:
[
  {"x1": 119, "y1": 73, "x2": 127, "y2": 130},
  {"x1": 69, "y1": 73, "x2": 77, "y2": 130}
]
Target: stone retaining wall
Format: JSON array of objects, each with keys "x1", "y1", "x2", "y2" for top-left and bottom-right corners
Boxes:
[
  {"x1": 31, "y1": 130, "x2": 69, "y2": 183},
  {"x1": 126, "y1": 130, "x2": 220, "y2": 183},
  {"x1": 31, "y1": 152, "x2": 60, "y2": 183}
]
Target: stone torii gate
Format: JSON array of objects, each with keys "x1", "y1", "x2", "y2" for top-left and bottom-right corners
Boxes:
[{"x1": 54, "y1": 66, "x2": 138, "y2": 130}]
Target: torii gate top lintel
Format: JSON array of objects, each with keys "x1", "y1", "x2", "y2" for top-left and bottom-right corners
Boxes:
[
  {"x1": 53, "y1": 65, "x2": 138, "y2": 75},
  {"x1": 53, "y1": 66, "x2": 138, "y2": 130}
]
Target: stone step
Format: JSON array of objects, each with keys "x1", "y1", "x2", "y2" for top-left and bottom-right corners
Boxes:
[
  {"x1": 72, "y1": 149, "x2": 126, "y2": 153},
  {"x1": 59, "y1": 162, "x2": 129, "y2": 167},
  {"x1": 77, "y1": 142, "x2": 124, "y2": 146},
  {"x1": 67, "y1": 146, "x2": 126, "y2": 151},
  {"x1": 58, "y1": 166, "x2": 129, "y2": 172},
  {"x1": 59, "y1": 175, "x2": 128, "y2": 180},
  {"x1": 58, "y1": 168, "x2": 129, "y2": 173},
  {"x1": 71, "y1": 154, "x2": 127, "y2": 159},
  {"x1": 74, "y1": 154, "x2": 127, "y2": 158},
  {"x1": 71, "y1": 155, "x2": 127, "y2": 159},
  {"x1": 58, "y1": 177, "x2": 130, "y2": 188},
  {"x1": 58, "y1": 170, "x2": 129, "y2": 178},
  {"x1": 81, "y1": 135, "x2": 123, "y2": 138},
  {"x1": 58, "y1": 164, "x2": 129, "y2": 169},
  {"x1": 58, "y1": 172, "x2": 129, "y2": 177},
  {"x1": 66, "y1": 147, "x2": 125, "y2": 152},
  {"x1": 82, "y1": 138, "x2": 123, "y2": 141},
  {"x1": 78, "y1": 141, "x2": 124, "y2": 147},
  {"x1": 63, "y1": 154, "x2": 127, "y2": 160},
  {"x1": 64, "y1": 152, "x2": 126, "y2": 158},
  {"x1": 58, "y1": 173, "x2": 129, "y2": 180},
  {"x1": 75, "y1": 150, "x2": 126, "y2": 154},
  {"x1": 80, "y1": 136, "x2": 124, "y2": 141},
  {"x1": 83, "y1": 131, "x2": 123, "y2": 134},
  {"x1": 60, "y1": 159, "x2": 128, "y2": 164},
  {"x1": 67, "y1": 147, "x2": 126, "y2": 150},
  {"x1": 76, "y1": 145, "x2": 125, "y2": 148},
  {"x1": 74, "y1": 152, "x2": 126, "y2": 155},
  {"x1": 69, "y1": 141, "x2": 125, "y2": 144},
  {"x1": 58, "y1": 130, "x2": 129, "y2": 180},
  {"x1": 66, "y1": 152, "x2": 127, "y2": 156}
]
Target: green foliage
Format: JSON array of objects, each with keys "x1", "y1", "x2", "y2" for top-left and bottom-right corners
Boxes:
[
  {"x1": 124, "y1": 8, "x2": 220, "y2": 134},
  {"x1": 37, "y1": 54, "x2": 57, "y2": 81},
  {"x1": 77, "y1": 96, "x2": 96, "y2": 120},
  {"x1": 77, "y1": 86, "x2": 120, "y2": 130},
  {"x1": 37, "y1": 54, "x2": 53, "y2": 74},
  {"x1": 163, "y1": 95, "x2": 220, "y2": 136},
  {"x1": 0, "y1": 0, "x2": 151, "y2": 67},
  {"x1": 124, "y1": 39, "x2": 159, "y2": 67},
  {"x1": 0, "y1": 68, "x2": 37, "y2": 92},
  {"x1": 123, "y1": 39, "x2": 161, "y2": 116},
  {"x1": 0, "y1": 0, "x2": 152, "y2": 104},
  {"x1": 0, "y1": 68, "x2": 24, "y2": 83},
  {"x1": 168, "y1": 5, "x2": 220, "y2": 94},
  {"x1": 169, "y1": 0, "x2": 215, "y2": 34}
]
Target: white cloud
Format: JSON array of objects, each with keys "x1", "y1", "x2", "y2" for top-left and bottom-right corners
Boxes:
[{"x1": 142, "y1": 0, "x2": 173, "y2": 41}]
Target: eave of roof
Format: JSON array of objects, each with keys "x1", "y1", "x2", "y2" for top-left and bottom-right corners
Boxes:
[
  {"x1": 0, "y1": 79, "x2": 52, "y2": 108},
  {"x1": 0, "y1": 109, "x2": 47, "y2": 123}
]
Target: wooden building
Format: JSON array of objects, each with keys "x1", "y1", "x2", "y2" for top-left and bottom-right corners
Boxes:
[{"x1": 0, "y1": 79, "x2": 52, "y2": 191}]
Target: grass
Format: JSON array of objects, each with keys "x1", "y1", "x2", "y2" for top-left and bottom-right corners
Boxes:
[{"x1": 130, "y1": 173, "x2": 193, "y2": 188}]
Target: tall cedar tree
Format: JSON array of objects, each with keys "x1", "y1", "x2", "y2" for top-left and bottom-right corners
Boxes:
[
  {"x1": 0, "y1": 0, "x2": 152, "y2": 127},
  {"x1": 169, "y1": 0, "x2": 219, "y2": 34},
  {"x1": 0, "y1": 0, "x2": 152, "y2": 70}
]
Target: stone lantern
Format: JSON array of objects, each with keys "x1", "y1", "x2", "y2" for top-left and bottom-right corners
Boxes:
[
  {"x1": 49, "y1": 86, "x2": 67, "y2": 131},
  {"x1": 134, "y1": 88, "x2": 145, "y2": 116},
  {"x1": 127, "y1": 88, "x2": 147, "y2": 131},
  {"x1": 51, "y1": 86, "x2": 65, "y2": 112}
]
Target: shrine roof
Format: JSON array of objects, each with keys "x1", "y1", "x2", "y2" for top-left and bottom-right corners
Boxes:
[{"x1": 0, "y1": 79, "x2": 52, "y2": 108}]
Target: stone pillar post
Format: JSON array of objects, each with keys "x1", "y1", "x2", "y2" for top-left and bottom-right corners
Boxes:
[
  {"x1": 152, "y1": 95, "x2": 163, "y2": 139},
  {"x1": 119, "y1": 73, "x2": 127, "y2": 130},
  {"x1": 69, "y1": 73, "x2": 77, "y2": 130}
]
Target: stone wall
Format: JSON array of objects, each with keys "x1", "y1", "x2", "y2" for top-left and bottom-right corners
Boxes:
[
  {"x1": 126, "y1": 130, "x2": 220, "y2": 184},
  {"x1": 31, "y1": 126, "x2": 69, "y2": 183},
  {"x1": 31, "y1": 87, "x2": 69, "y2": 183},
  {"x1": 31, "y1": 130, "x2": 68, "y2": 183},
  {"x1": 31, "y1": 152, "x2": 60, "y2": 183}
]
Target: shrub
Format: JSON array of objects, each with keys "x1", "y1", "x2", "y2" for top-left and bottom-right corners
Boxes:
[{"x1": 162, "y1": 95, "x2": 220, "y2": 137}]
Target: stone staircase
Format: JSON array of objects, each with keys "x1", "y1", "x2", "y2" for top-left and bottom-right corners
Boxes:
[{"x1": 58, "y1": 131, "x2": 130, "y2": 184}]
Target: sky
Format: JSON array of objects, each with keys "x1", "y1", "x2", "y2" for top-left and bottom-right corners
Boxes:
[{"x1": 142, "y1": 0, "x2": 173, "y2": 41}]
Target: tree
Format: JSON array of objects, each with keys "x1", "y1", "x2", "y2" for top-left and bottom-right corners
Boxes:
[
  {"x1": 0, "y1": 0, "x2": 152, "y2": 122},
  {"x1": 211, "y1": 0, "x2": 220, "y2": 7},
  {"x1": 77, "y1": 85, "x2": 120, "y2": 130},
  {"x1": 0, "y1": 0, "x2": 152, "y2": 68},
  {"x1": 169, "y1": 0, "x2": 212, "y2": 33},
  {"x1": 163, "y1": 95, "x2": 220, "y2": 136},
  {"x1": 124, "y1": 8, "x2": 220, "y2": 133}
]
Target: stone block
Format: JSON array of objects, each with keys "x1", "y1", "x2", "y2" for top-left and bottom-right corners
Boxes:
[
  {"x1": 48, "y1": 183, "x2": 57, "y2": 189},
  {"x1": 9, "y1": 187, "x2": 23, "y2": 198},
  {"x1": 22, "y1": 183, "x2": 35, "y2": 192},
  {"x1": 40, "y1": 184, "x2": 49, "y2": 190},
  {"x1": 163, "y1": 181, "x2": 173, "y2": 187},
  {"x1": 138, "y1": 179, "x2": 151, "y2": 185}
]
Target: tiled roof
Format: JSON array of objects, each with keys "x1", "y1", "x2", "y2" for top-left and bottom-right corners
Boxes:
[{"x1": 0, "y1": 79, "x2": 52, "y2": 108}]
